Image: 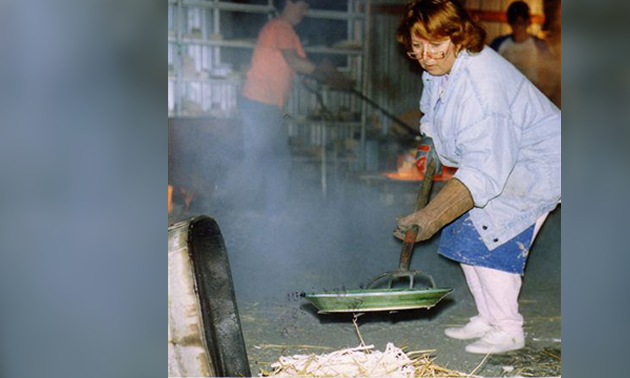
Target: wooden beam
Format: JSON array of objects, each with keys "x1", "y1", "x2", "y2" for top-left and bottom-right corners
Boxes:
[
  {"x1": 370, "y1": 5, "x2": 545, "y2": 25},
  {"x1": 467, "y1": 9, "x2": 545, "y2": 24}
]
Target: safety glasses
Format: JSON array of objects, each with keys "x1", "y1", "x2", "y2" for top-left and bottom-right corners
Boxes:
[{"x1": 407, "y1": 39, "x2": 451, "y2": 60}]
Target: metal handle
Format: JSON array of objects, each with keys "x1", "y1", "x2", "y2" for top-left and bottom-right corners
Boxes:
[
  {"x1": 397, "y1": 143, "x2": 438, "y2": 271},
  {"x1": 350, "y1": 89, "x2": 418, "y2": 136},
  {"x1": 415, "y1": 157, "x2": 437, "y2": 211},
  {"x1": 398, "y1": 225, "x2": 419, "y2": 270}
]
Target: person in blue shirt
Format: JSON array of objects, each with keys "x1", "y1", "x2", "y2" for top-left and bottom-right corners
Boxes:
[{"x1": 394, "y1": 0, "x2": 561, "y2": 354}]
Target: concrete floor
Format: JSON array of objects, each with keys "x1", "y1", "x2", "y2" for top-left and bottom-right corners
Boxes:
[{"x1": 177, "y1": 168, "x2": 561, "y2": 377}]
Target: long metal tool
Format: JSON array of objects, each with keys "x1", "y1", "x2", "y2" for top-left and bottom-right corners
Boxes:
[
  {"x1": 365, "y1": 143, "x2": 439, "y2": 290},
  {"x1": 303, "y1": 138, "x2": 453, "y2": 314},
  {"x1": 302, "y1": 82, "x2": 418, "y2": 136},
  {"x1": 350, "y1": 89, "x2": 418, "y2": 136}
]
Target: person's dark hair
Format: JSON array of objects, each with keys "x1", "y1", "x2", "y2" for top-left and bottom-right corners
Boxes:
[
  {"x1": 396, "y1": 0, "x2": 486, "y2": 54},
  {"x1": 272, "y1": 0, "x2": 288, "y2": 11},
  {"x1": 507, "y1": 1, "x2": 531, "y2": 25},
  {"x1": 272, "y1": 0, "x2": 312, "y2": 12}
]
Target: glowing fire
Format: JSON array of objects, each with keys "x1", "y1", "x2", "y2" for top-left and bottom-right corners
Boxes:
[
  {"x1": 382, "y1": 148, "x2": 457, "y2": 182},
  {"x1": 168, "y1": 185, "x2": 194, "y2": 214},
  {"x1": 168, "y1": 185, "x2": 173, "y2": 213}
]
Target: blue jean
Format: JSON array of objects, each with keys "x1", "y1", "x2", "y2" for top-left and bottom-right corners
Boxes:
[
  {"x1": 438, "y1": 213, "x2": 535, "y2": 275},
  {"x1": 237, "y1": 97, "x2": 290, "y2": 213}
]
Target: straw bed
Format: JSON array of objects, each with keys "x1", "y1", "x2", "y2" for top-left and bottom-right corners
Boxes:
[{"x1": 259, "y1": 343, "x2": 468, "y2": 377}]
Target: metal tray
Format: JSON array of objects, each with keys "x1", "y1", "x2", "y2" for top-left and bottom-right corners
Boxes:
[{"x1": 304, "y1": 287, "x2": 453, "y2": 314}]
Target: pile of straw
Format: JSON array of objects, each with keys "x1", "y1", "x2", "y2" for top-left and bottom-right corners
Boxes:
[{"x1": 259, "y1": 343, "x2": 467, "y2": 377}]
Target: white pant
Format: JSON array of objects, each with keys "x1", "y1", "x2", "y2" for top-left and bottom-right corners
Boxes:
[{"x1": 460, "y1": 212, "x2": 549, "y2": 335}]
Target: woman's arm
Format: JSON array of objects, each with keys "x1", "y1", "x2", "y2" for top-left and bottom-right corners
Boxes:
[{"x1": 454, "y1": 115, "x2": 521, "y2": 207}]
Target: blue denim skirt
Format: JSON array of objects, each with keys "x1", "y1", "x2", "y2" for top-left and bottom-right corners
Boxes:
[{"x1": 438, "y1": 213, "x2": 535, "y2": 275}]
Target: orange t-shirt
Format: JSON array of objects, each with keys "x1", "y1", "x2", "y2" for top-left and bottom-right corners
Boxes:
[{"x1": 242, "y1": 18, "x2": 306, "y2": 109}]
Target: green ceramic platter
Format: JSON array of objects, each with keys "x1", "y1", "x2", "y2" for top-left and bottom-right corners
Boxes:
[{"x1": 304, "y1": 287, "x2": 453, "y2": 314}]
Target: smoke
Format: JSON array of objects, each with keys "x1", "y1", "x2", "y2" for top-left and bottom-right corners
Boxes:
[
  {"x1": 170, "y1": 128, "x2": 413, "y2": 304},
  {"x1": 166, "y1": 1, "x2": 411, "y2": 305}
]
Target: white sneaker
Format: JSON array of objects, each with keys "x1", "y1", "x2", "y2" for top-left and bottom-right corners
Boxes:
[
  {"x1": 444, "y1": 317, "x2": 493, "y2": 340},
  {"x1": 465, "y1": 329, "x2": 525, "y2": 354}
]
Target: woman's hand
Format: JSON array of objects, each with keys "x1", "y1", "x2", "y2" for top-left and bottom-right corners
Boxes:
[
  {"x1": 394, "y1": 210, "x2": 438, "y2": 242},
  {"x1": 394, "y1": 178, "x2": 475, "y2": 243}
]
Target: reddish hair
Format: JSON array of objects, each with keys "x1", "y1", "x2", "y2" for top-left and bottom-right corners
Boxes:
[{"x1": 397, "y1": 0, "x2": 486, "y2": 54}]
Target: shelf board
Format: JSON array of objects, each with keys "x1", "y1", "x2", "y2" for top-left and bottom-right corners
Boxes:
[
  {"x1": 169, "y1": 37, "x2": 255, "y2": 49},
  {"x1": 169, "y1": 38, "x2": 363, "y2": 55},
  {"x1": 169, "y1": 0, "x2": 365, "y2": 20},
  {"x1": 179, "y1": 0, "x2": 273, "y2": 14},
  {"x1": 180, "y1": 77, "x2": 242, "y2": 84},
  {"x1": 306, "y1": 9, "x2": 365, "y2": 21},
  {"x1": 289, "y1": 118, "x2": 362, "y2": 127},
  {"x1": 305, "y1": 45, "x2": 363, "y2": 56}
]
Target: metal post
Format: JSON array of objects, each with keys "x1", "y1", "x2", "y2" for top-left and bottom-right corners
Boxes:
[
  {"x1": 360, "y1": 0, "x2": 371, "y2": 171},
  {"x1": 322, "y1": 123, "x2": 327, "y2": 197},
  {"x1": 176, "y1": 0, "x2": 184, "y2": 117},
  {"x1": 321, "y1": 89, "x2": 329, "y2": 197},
  {"x1": 213, "y1": 0, "x2": 220, "y2": 70}
]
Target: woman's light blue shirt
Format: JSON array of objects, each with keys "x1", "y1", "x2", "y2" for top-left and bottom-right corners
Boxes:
[{"x1": 420, "y1": 47, "x2": 561, "y2": 250}]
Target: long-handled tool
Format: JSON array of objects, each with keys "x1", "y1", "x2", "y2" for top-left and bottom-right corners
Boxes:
[
  {"x1": 304, "y1": 138, "x2": 452, "y2": 313},
  {"x1": 301, "y1": 79, "x2": 419, "y2": 136},
  {"x1": 349, "y1": 89, "x2": 419, "y2": 136},
  {"x1": 365, "y1": 139, "x2": 438, "y2": 290}
]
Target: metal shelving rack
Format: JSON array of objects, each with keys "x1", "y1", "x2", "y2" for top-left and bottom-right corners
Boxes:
[{"x1": 168, "y1": 0, "x2": 370, "y2": 174}]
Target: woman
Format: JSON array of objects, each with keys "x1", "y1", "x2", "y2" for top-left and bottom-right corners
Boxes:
[{"x1": 394, "y1": 0, "x2": 560, "y2": 354}]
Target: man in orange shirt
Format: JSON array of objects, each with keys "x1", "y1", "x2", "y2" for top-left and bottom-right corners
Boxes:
[
  {"x1": 242, "y1": 0, "x2": 313, "y2": 109},
  {"x1": 239, "y1": 0, "x2": 352, "y2": 214}
]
